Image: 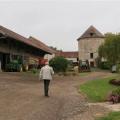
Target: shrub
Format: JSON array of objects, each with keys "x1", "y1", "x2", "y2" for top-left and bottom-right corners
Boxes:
[
  {"x1": 49, "y1": 56, "x2": 68, "y2": 73},
  {"x1": 99, "y1": 61, "x2": 111, "y2": 70},
  {"x1": 109, "y1": 79, "x2": 120, "y2": 86},
  {"x1": 116, "y1": 64, "x2": 120, "y2": 73},
  {"x1": 112, "y1": 88, "x2": 120, "y2": 95},
  {"x1": 108, "y1": 88, "x2": 120, "y2": 104}
]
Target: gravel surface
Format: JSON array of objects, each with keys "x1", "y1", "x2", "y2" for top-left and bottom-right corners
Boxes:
[{"x1": 0, "y1": 72, "x2": 112, "y2": 120}]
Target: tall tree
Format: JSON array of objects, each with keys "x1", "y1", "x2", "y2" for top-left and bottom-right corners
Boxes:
[{"x1": 98, "y1": 33, "x2": 120, "y2": 65}]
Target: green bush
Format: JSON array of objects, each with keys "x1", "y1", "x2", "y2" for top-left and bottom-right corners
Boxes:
[
  {"x1": 112, "y1": 88, "x2": 120, "y2": 95},
  {"x1": 99, "y1": 62, "x2": 111, "y2": 70},
  {"x1": 116, "y1": 64, "x2": 120, "y2": 73},
  {"x1": 49, "y1": 56, "x2": 68, "y2": 72}
]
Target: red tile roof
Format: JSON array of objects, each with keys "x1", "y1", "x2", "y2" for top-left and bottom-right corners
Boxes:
[
  {"x1": 0, "y1": 25, "x2": 53, "y2": 54},
  {"x1": 56, "y1": 51, "x2": 78, "y2": 58}
]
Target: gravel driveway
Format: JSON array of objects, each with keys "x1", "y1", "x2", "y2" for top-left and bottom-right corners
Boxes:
[{"x1": 0, "y1": 71, "x2": 112, "y2": 120}]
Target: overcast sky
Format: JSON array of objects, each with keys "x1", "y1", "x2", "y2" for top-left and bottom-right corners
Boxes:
[{"x1": 0, "y1": 0, "x2": 120, "y2": 51}]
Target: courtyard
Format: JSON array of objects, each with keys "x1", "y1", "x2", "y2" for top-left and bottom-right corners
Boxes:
[{"x1": 0, "y1": 71, "x2": 115, "y2": 120}]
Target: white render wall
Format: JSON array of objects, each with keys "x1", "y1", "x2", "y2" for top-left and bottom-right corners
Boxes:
[
  {"x1": 78, "y1": 37, "x2": 104, "y2": 65},
  {"x1": 66, "y1": 58, "x2": 78, "y2": 63}
]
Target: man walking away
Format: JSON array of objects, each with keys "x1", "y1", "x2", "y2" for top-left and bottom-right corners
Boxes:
[{"x1": 39, "y1": 62, "x2": 54, "y2": 97}]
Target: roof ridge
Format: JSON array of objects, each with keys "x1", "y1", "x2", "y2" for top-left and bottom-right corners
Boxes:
[
  {"x1": 0, "y1": 25, "x2": 53, "y2": 54},
  {"x1": 28, "y1": 36, "x2": 55, "y2": 54},
  {"x1": 0, "y1": 25, "x2": 28, "y2": 40}
]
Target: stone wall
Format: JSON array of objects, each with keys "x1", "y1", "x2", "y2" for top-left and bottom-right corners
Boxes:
[{"x1": 78, "y1": 37, "x2": 104, "y2": 66}]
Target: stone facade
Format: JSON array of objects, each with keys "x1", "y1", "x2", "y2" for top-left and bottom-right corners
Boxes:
[
  {"x1": 78, "y1": 37, "x2": 104, "y2": 66},
  {"x1": 77, "y1": 26, "x2": 105, "y2": 67}
]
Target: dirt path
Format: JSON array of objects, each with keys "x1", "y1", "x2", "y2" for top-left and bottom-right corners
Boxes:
[{"x1": 0, "y1": 71, "x2": 113, "y2": 120}]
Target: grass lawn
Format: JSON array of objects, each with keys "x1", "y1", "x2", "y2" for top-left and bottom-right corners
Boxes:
[
  {"x1": 79, "y1": 76, "x2": 119, "y2": 102},
  {"x1": 96, "y1": 112, "x2": 120, "y2": 120}
]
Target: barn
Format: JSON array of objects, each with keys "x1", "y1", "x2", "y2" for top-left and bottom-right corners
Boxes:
[{"x1": 0, "y1": 25, "x2": 53, "y2": 71}]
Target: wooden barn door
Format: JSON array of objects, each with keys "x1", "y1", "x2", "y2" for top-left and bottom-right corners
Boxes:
[{"x1": 0, "y1": 52, "x2": 9, "y2": 70}]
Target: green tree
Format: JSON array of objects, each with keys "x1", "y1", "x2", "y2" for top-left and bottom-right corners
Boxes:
[
  {"x1": 49, "y1": 56, "x2": 68, "y2": 72},
  {"x1": 98, "y1": 33, "x2": 120, "y2": 67}
]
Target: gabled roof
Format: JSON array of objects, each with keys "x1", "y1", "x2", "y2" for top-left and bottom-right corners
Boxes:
[
  {"x1": 28, "y1": 36, "x2": 55, "y2": 54},
  {"x1": 0, "y1": 25, "x2": 31, "y2": 45},
  {"x1": 0, "y1": 25, "x2": 52, "y2": 54},
  {"x1": 77, "y1": 25, "x2": 104, "y2": 40},
  {"x1": 56, "y1": 51, "x2": 78, "y2": 58}
]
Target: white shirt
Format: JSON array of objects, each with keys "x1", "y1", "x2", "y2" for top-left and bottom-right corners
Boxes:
[{"x1": 39, "y1": 65, "x2": 54, "y2": 80}]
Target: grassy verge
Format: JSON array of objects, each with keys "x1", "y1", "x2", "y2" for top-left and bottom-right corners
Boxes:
[
  {"x1": 79, "y1": 76, "x2": 119, "y2": 102},
  {"x1": 96, "y1": 112, "x2": 120, "y2": 120}
]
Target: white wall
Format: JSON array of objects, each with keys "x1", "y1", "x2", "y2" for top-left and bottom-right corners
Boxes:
[{"x1": 66, "y1": 58, "x2": 77, "y2": 62}]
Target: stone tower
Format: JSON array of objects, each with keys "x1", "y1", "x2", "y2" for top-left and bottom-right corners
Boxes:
[{"x1": 77, "y1": 25, "x2": 105, "y2": 67}]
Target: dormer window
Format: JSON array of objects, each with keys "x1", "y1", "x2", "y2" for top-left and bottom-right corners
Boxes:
[{"x1": 90, "y1": 32, "x2": 94, "y2": 37}]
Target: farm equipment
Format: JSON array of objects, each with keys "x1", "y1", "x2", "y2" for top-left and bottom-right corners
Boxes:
[{"x1": 79, "y1": 60, "x2": 90, "y2": 72}]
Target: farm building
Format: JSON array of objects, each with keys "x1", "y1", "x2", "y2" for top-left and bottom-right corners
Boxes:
[
  {"x1": 77, "y1": 25, "x2": 105, "y2": 67},
  {"x1": 0, "y1": 25, "x2": 53, "y2": 71},
  {"x1": 56, "y1": 51, "x2": 78, "y2": 66}
]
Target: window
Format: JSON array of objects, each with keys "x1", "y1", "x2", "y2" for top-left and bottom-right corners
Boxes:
[
  {"x1": 90, "y1": 32, "x2": 94, "y2": 37},
  {"x1": 90, "y1": 53, "x2": 93, "y2": 59}
]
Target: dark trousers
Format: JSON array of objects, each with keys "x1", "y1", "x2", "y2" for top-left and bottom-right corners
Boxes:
[{"x1": 44, "y1": 79, "x2": 50, "y2": 96}]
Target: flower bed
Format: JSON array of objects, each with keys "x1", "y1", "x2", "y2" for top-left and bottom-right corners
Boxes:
[{"x1": 109, "y1": 79, "x2": 120, "y2": 86}]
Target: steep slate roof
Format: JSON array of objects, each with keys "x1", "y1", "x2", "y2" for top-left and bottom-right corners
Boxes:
[
  {"x1": 0, "y1": 25, "x2": 52, "y2": 54},
  {"x1": 28, "y1": 36, "x2": 55, "y2": 54},
  {"x1": 56, "y1": 51, "x2": 78, "y2": 58},
  {"x1": 77, "y1": 25, "x2": 104, "y2": 40}
]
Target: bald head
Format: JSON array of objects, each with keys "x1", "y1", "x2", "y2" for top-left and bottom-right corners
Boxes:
[{"x1": 45, "y1": 62, "x2": 49, "y2": 65}]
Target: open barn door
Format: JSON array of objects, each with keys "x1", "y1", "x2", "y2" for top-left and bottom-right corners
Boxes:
[{"x1": 0, "y1": 52, "x2": 10, "y2": 71}]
